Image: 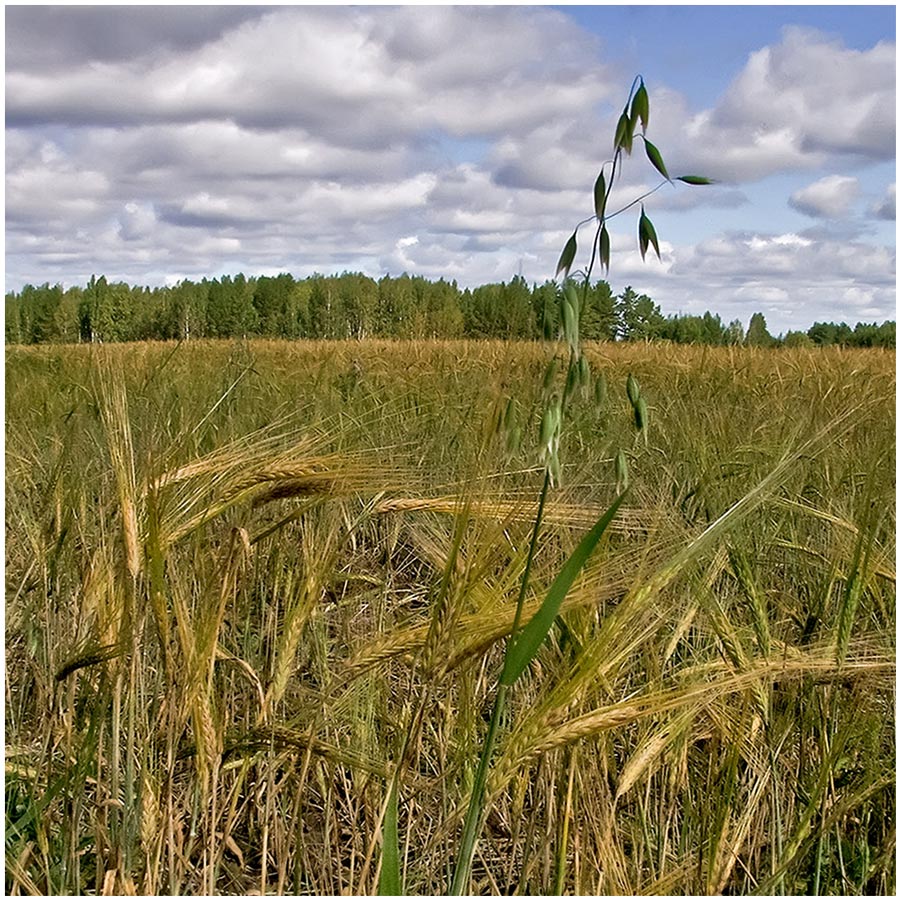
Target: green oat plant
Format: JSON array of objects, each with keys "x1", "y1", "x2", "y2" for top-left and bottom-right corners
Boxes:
[{"x1": 393, "y1": 75, "x2": 713, "y2": 895}]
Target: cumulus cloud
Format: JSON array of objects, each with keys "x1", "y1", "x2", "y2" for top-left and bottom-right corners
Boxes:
[
  {"x1": 5, "y1": 6, "x2": 271, "y2": 70},
  {"x1": 482, "y1": 25, "x2": 895, "y2": 197},
  {"x1": 6, "y1": 139, "x2": 110, "y2": 226},
  {"x1": 5, "y1": 5, "x2": 606, "y2": 144},
  {"x1": 871, "y1": 183, "x2": 896, "y2": 221},
  {"x1": 664, "y1": 229, "x2": 895, "y2": 329},
  {"x1": 657, "y1": 27, "x2": 896, "y2": 183},
  {"x1": 723, "y1": 29, "x2": 891, "y2": 153},
  {"x1": 685, "y1": 230, "x2": 894, "y2": 285},
  {"x1": 117, "y1": 202, "x2": 158, "y2": 242},
  {"x1": 789, "y1": 175, "x2": 860, "y2": 218}
]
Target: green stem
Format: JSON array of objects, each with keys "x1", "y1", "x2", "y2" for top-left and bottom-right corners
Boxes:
[
  {"x1": 604, "y1": 179, "x2": 669, "y2": 222},
  {"x1": 450, "y1": 468, "x2": 552, "y2": 894},
  {"x1": 449, "y1": 682, "x2": 509, "y2": 895},
  {"x1": 503, "y1": 468, "x2": 553, "y2": 674}
]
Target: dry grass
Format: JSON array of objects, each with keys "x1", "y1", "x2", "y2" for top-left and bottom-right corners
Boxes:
[{"x1": 5, "y1": 339, "x2": 895, "y2": 895}]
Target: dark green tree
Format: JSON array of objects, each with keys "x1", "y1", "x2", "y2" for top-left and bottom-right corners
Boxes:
[
  {"x1": 580, "y1": 280, "x2": 617, "y2": 340},
  {"x1": 253, "y1": 273, "x2": 296, "y2": 337},
  {"x1": 746, "y1": 312, "x2": 774, "y2": 348},
  {"x1": 7, "y1": 269, "x2": 894, "y2": 350},
  {"x1": 617, "y1": 286, "x2": 664, "y2": 341},
  {"x1": 531, "y1": 281, "x2": 559, "y2": 340},
  {"x1": 78, "y1": 276, "x2": 135, "y2": 342},
  {"x1": 169, "y1": 280, "x2": 208, "y2": 340},
  {"x1": 206, "y1": 274, "x2": 258, "y2": 338},
  {"x1": 783, "y1": 330, "x2": 813, "y2": 348},
  {"x1": 284, "y1": 279, "x2": 311, "y2": 338},
  {"x1": 807, "y1": 320, "x2": 855, "y2": 346},
  {"x1": 5, "y1": 291, "x2": 25, "y2": 343},
  {"x1": 700, "y1": 311, "x2": 727, "y2": 345},
  {"x1": 660, "y1": 314, "x2": 701, "y2": 344},
  {"x1": 850, "y1": 322, "x2": 881, "y2": 348},
  {"x1": 876, "y1": 320, "x2": 896, "y2": 348},
  {"x1": 421, "y1": 277, "x2": 464, "y2": 338},
  {"x1": 501, "y1": 275, "x2": 535, "y2": 339},
  {"x1": 464, "y1": 283, "x2": 503, "y2": 337},
  {"x1": 338, "y1": 273, "x2": 378, "y2": 339},
  {"x1": 376, "y1": 274, "x2": 417, "y2": 337},
  {"x1": 25, "y1": 283, "x2": 64, "y2": 344},
  {"x1": 307, "y1": 275, "x2": 344, "y2": 338},
  {"x1": 56, "y1": 287, "x2": 83, "y2": 344}
]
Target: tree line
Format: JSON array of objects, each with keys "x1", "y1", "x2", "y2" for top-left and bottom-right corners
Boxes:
[{"x1": 5, "y1": 272, "x2": 896, "y2": 349}]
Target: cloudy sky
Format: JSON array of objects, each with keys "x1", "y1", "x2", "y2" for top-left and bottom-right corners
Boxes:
[{"x1": 5, "y1": 4, "x2": 896, "y2": 333}]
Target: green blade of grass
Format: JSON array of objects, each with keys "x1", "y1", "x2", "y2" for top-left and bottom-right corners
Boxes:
[
  {"x1": 500, "y1": 490, "x2": 628, "y2": 687},
  {"x1": 378, "y1": 781, "x2": 401, "y2": 895},
  {"x1": 451, "y1": 488, "x2": 627, "y2": 894},
  {"x1": 448, "y1": 683, "x2": 510, "y2": 895}
]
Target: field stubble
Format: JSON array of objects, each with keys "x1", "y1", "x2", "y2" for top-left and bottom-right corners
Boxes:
[{"x1": 5, "y1": 338, "x2": 895, "y2": 895}]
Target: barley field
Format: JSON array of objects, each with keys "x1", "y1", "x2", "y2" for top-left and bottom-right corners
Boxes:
[{"x1": 5, "y1": 338, "x2": 895, "y2": 895}]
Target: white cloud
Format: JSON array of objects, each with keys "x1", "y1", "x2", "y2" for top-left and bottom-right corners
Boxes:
[
  {"x1": 652, "y1": 27, "x2": 895, "y2": 183},
  {"x1": 302, "y1": 174, "x2": 436, "y2": 219},
  {"x1": 684, "y1": 230, "x2": 893, "y2": 284},
  {"x1": 117, "y1": 202, "x2": 158, "y2": 242},
  {"x1": 871, "y1": 183, "x2": 896, "y2": 221},
  {"x1": 5, "y1": 6, "x2": 266, "y2": 70},
  {"x1": 720, "y1": 26, "x2": 894, "y2": 157},
  {"x1": 789, "y1": 175, "x2": 860, "y2": 218},
  {"x1": 659, "y1": 229, "x2": 895, "y2": 329},
  {"x1": 6, "y1": 144, "x2": 110, "y2": 225},
  {"x1": 5, "y1": 6, "x2": 607, "y2": 145}
]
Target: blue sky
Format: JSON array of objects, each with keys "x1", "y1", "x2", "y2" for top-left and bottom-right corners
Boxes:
[
  {"x1": 564, "y1": 5, "x2": 895, "y2": 103},
  {"x1": 5, "y1": 4, "x2": 896, "y2": 333}
]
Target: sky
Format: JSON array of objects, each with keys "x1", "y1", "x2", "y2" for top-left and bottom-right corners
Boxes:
[{"x1": 4, "y1": 3, "x2": 896, "y2": 334}]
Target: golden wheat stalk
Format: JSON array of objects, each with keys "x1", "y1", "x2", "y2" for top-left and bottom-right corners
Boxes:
[
  {"x1": 95, "y1": 356, "x2": 142, "y2": 578},
  {"x1": 373, "y1": 495, "x2": 657, "y2": 533}
]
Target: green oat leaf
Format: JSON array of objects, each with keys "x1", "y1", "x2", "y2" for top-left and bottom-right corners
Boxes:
[
  {"x1": 594, "y1": 372, "x2": 608, "y2": 407},
  {"x1": 615, "y1": 449, "x2": 629, "y2": 494},
  {"x1": 578, "y1": 354, "x2": 591, "y2": 394},
  {"x1": 562, "y1": 299, "x2": 578, "y2": 354},
  {"x1": 542, "y1": 356, "x2": 560, "y2": 393},
  {"x1": 500, "y1": 490, "x2": 628, "y2": 686},
  {"x1": 676, "y1": 175, "x2": 715, "y2": 186},
  {"x1": 564, "y1": 280, "x2": 581, "y2": 315},
  {"x1": 634, "y1": 395, "x2": 648, "y2": 432}
]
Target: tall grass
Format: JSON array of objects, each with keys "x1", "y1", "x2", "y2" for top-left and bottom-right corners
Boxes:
[{"x1": 5, "y1": 339, "x2": 895, "y2": 895}]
